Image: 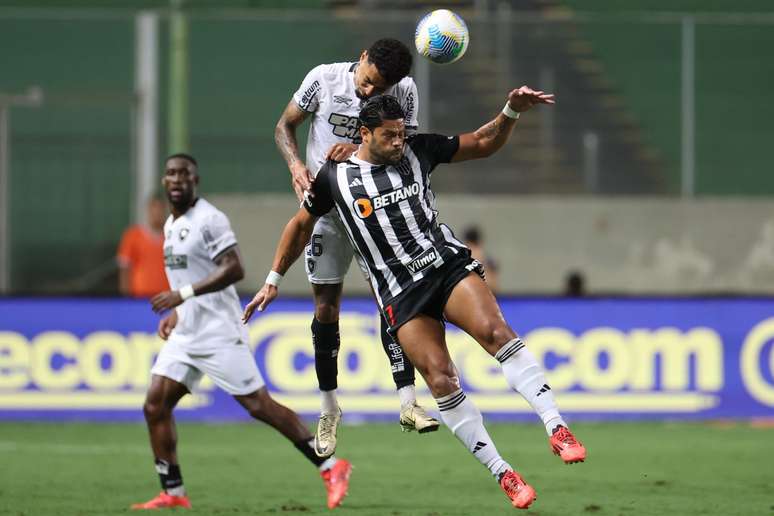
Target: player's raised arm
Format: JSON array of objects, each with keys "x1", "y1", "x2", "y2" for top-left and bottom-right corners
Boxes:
[
  {"x1": 275, "y1": 99, "x2": 314, "y2": 201},
  {"x1": 243, "y1": 164, "x2": 336, "y2": 322},
  {"x1": 452, "y1": 85, "x2": 555, "y2": 163},
  {"x1": 242, "y1": 208, "x2": 318, "y2": 322}
]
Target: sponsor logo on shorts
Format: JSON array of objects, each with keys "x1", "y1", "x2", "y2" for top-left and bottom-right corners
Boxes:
[
  {"x1": 178, "y1": 228, "x2": 189, "y2": 241},
  {"x1": 242, "y1": 376, "x2": 256, "y2": 386},
  {"x1": 307, "y1": 258, "x2": 316, "y2": 273},
  {"x1": 406, "y1": 247, "x2": 438, "y2": 274}
]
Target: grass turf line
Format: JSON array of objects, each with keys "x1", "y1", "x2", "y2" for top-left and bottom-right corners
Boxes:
[{"x1": 0, "y1": 422, "x2": 771, "y2": 515}]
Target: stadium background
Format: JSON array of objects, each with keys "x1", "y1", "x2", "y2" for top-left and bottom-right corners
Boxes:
[{"x1": 1, "y1": 1, "x2": 773, "y2": 514}]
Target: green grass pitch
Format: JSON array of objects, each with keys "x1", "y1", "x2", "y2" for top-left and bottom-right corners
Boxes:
[{"x1": 0, "y1": 421, "x2": 771, "y2": 515}]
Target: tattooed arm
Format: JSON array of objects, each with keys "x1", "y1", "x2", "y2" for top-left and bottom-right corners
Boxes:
[
  {"x1": 452, "y1": 85, "x2": 555, "y2": 163},
  {"x1": 271, "y1": 208, "x2": 317, "y2": 276},
  {"x1": 275, "y1": 100, "x2": 313, "y2": 201}
]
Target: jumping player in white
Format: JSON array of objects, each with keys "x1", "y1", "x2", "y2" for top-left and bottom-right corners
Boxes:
[
  {"x1": 131, "y1": 154, "x2": 351, "y2": 511},
  {"x1": 246, "y1": 90, "x2": 587, "y2": 509},
  {"x1": 275, "y1": 38, "x2": 438, "y2": 458}
]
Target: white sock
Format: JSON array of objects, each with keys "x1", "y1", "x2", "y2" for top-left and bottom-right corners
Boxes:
[
  {"x1": 319, "y1": 456, "x2": 338, "y2": 471},
  {"x1": 166, "y1": 485, "x2": 185, "y2": 497},
  {"x1": 436, "y1": 389, "x2": 512, "y2": 479},
  {"x1": 496, "y1": 338, "x2": 566, "y2": 435},
  {"x1": 398, "y1": 385, "x2": 416, "y2": 408},
  {"x1": 320, "y1": 389, "x2": 339, "y2": 415}
]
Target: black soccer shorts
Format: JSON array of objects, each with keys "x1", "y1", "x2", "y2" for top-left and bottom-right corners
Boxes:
[{"x1": 381, "y1": 249, "x2": 486, "y2": 335}]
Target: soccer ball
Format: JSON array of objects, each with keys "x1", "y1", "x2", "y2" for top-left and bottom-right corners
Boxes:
[{"x1": 414, "y1": 9, "x2": 469, "y2": 65}]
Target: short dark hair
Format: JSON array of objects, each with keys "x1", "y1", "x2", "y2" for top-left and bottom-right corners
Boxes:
[
  {"x1": 359, "y1": 94, "x2": 406, "y2": 131},
  {"x1": 366, "y1": 38, "x2": 413, "y2": 86},
  {"x1": 462, "y1": 226, "x2": 482, "y2": 244},
  {"x1": 165, "y1": 152, "x2": 197, "y2": 167}
]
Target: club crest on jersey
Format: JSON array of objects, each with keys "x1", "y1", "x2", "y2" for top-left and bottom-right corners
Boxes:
[
  {"x1": 394, "y1": 157, "x2": 413, "y2": 176},
  {"x1": 179, "y1": 228, "x2": 189, "y2": 241},
  {"x1": 328, "y1": 113, "x2": 360, "y2": 139}
]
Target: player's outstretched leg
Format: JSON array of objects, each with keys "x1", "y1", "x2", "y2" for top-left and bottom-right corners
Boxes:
[
  {"x1": 132, "y1": 375, "x2": 192, "y2": 510},
  {"x1": 444, "y1": 274, "x2": 586, "y2": 464},
  {"x1": 311, "y1": 283, "x2": 343, "y2": 458},
  {"x1": 396, "y1": 315, "x2": 536, "y2": 509},
  {"x1": 235, "y1": 387, "x2": 352, "y2": 509},
  {"x1": 380, "y1": 317, "x2": 440, "y2": 433}
]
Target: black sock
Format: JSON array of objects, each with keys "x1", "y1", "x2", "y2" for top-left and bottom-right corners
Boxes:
[
  {"x1": 312, "y1": 318, "x2": 340, "y2": 391},
  {"x1": 380, "y1": 316, "x2": 415, "y2": 389},
  {"x1": 154, "y1": 458, "x2": 183, "y2": 492},
  {"x1": 294, "y1": 437, "x2": 327, "y2": 468}
]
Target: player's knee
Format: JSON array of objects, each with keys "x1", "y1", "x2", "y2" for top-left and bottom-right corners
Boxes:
[
  {"x1": 314, "y1": 302, "x2": 340, "y2": 323},
  {"x1": 426, "y1": 372, "x2": 461, "y2": 397},
  {"x1": 477, "y1": 318, "x2": 516, "y2": 353},
  {"x1": 143, "y1": 399, "x2": 169, "y2": 423},
  {"x1": 244, "y1": 389, "x2": 275, "y2": 421},
  {"x1": 422, "y1": 359, "x2": 459, "y2": 396}
]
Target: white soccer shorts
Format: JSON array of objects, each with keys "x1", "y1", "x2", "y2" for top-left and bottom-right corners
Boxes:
[
  {"x1": 304, "y1": 211, "x2": 354, "y2": 284},
  {"x1": 151, "y1": 336, "x2": 265, "y2": 396}
]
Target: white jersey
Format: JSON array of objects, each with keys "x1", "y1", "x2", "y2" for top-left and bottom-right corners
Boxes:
[
  {"x1": 163, "y1": 198, "x2": 248, "y2": 351},
  {"x1": 293, "y1": 61, "x2": 419, "y2": 176}
]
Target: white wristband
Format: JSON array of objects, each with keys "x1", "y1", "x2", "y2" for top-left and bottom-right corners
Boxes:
[
  {"x1": 502, "y1": 102, "x2": 521, "y2": 120},
  {"x1": 179, "y1": 284, "x2": 195, "y2": 301},
  {"x1": 265, "y1": 270, "x2": 283, "y2": 287}
]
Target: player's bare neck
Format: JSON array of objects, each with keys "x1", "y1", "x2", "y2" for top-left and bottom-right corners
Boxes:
[{"x1": 171, "y1": 198, "x2": 198, "y2": 220}]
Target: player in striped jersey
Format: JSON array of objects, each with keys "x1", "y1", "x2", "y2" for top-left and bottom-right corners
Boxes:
[
  {"x1": 275, "y1": 38, "x2": 438, "y2": 458},
  {"x1": 246, "y1": 90, "x2": 586, "y2": 509}
]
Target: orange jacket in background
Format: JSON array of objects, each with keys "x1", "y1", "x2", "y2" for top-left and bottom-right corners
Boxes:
[{"x1": 116, "y1": 225, "x2": 169, "y2": 298}]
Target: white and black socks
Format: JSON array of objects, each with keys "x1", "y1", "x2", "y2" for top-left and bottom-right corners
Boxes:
[
  {"x1": 436, "y1": 389, "x2": 512, "y2": 480},
  {"x1": 155, "y1": 458, "x2": 185, "y2": 496},
  {"x1": 293, "y1": 437, "x2": 338, "y2": 471},
  {"x1": 496, "y1": 338, "x2": 566, "y2": 435}
]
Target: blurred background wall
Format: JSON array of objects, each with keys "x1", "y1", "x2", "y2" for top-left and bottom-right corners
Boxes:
[{"x1": 1, "y1": 0, "x2": 772, "y2": 295}]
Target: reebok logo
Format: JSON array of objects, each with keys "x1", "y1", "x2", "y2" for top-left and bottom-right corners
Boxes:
[
  {"x1": 472, "y1": 441, "x2": 487, "y2": 453},
  {"x1": 349, "y1": 177, "x2": 363, "y2": 188},
  {"x1": 536, "y1": 384, "x2": 552, "y2": 397}
]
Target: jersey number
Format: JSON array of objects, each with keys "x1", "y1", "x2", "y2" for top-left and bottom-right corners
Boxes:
[{"x1": 311, "y1": 234, "x2": 324, "y2": 257}]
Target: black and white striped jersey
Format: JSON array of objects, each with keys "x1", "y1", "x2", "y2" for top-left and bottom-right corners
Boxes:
[{"x1": 304, "y1": 133, "x2": 468, "y2": 308}]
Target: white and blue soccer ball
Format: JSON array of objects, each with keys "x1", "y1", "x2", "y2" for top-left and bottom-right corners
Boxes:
[{"x1": 414, "y1": 9, "x2": 469, "y2": 65}]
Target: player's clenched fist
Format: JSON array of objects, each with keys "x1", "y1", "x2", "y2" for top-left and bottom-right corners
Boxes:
[
  {"x1": 151, "y1": 289, "x2": 184, "y2": 313},
  {"x1": 242, "y1": 284, "x2": 278, "y2": 324},
  {"x1": 157, "y1": 311, "x2": 178, "y2": 340}
]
